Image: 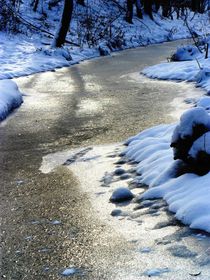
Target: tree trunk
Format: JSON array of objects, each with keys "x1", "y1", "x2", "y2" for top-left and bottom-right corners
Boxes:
[
  {"x1": 52, "y1": 0, "x2": 73, "y2": 47},
  {"x1": 154, "y1": 0, "x2": 161, "y2": 12},
  {"x1": 136, "y1": 0, "x2": 143, "y2": 19},
  {"x1": 33, "y1": 0, "x2": 39, "y2": 11},
  {"x1": 77, "y1": 0, "x2": 85, "y2": 6},
  {"x1": 191, "y1": 0, "x2": 198, "y2": 12},
  {"x1": 144, "y1": 0, "x2": 153, "y2": 20},
  {"x1": 126, "y1": 0, "x2": 134, "y2": 23},
  {"x1": 161, "y1": 0, "x2": 171, "y2": 17}
]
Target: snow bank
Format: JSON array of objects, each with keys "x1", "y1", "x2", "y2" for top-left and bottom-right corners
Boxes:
[
  {"x1": 143, "y1": 40, "x2": 210, "y2": 93},
  {"x1": 124, "y1": 107, "x2": 210, "y2": 232},
  {"x1": 0, "y1": 80, "x2": 23, "y2": 120}
]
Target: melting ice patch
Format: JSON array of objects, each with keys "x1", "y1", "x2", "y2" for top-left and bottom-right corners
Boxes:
[{"x1": 144, "y1": 267, "x2": 170, "y2": 277}]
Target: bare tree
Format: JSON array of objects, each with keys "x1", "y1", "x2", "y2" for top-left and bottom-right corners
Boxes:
[
  {"x1": 143, "y1": 0, "x2": 153, "y2": 19},
  {"x1": 77, "y1": 0, "x2": 85, "y2": 6},
  {"x1": 52, "y1": 0, "x2": 73, "y2": 47},
  {"x1": 32, "y1": 0, "x2": 39, "y2": 12},
  {"x1": 126, "y1": 0, "x2": 143, "y2": 23},
  {"x1": 125, "y1": 0, "x2": 133, "y2": 23}
]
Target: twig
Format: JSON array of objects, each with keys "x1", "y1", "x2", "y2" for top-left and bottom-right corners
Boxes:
[
  {"x1": 184, "y1": 19, "x2": 203, "y2": 53},
  {"x1": 205, "y1": 43, "x2": 209, "y2": 59},
  {"x1": 195, "y1": 58, "x2": 202, "y2": 70},
  {"x1": 17, "y1": 14, "x2": 80, "y2": 46}
]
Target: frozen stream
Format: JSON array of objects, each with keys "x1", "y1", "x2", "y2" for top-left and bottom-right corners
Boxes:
[{"x1": 0, "y1": 40, "x2": 208, "y2": 279}]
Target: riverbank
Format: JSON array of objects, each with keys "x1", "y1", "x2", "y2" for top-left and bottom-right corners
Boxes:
[{"x1": 0, "y1": 11, "x2": 209, "y2": 80}]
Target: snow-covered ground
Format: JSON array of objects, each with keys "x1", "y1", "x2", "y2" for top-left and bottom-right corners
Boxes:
[
  {"x1": 143, "y1": 38, "x2": 210, "y2": 93},
  {"x1": 0, "y1": 10, "x2": 209, "y2": 80}
]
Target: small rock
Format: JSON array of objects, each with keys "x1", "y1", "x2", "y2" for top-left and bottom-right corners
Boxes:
[
  {"x1": 119, "y1": 151, "x2": 126, "y2": 157},
  {"x1": 25, "y1": 236, "x2": 33, "y2": 241},
  {"x1": 110, "y1": 187, "x2": 134, "y2": 203},
  {"x1": 16, "y1": 180, "x2": 24, "y2": 186},
  {"x1": 150, "y1": 201, "x2": 167, "y2": 209},
  {"x1": 111, "y1": 209, "x2": 122, "y2": 216},
  {"x1": 141, "y1": 200, "x2": 154, "y2": 208},
  {"x1": 140, "y1": 247, "x2": 152, "y2": 253},
  {"x1": 151, "y1": 212, "x2": 160, "y2": 217},
  {"x1": 127, "y1": 168, "x2": 136, "y2": 173},
  {"x1": 115, "y1": 159, "x2": 127, "y2": 165},
  {"x1": 114, "y1": 168, "x2": 126, "y2": 176},
  {"x1": 43, "y1": 267, "x2": 50, "y2": 272},
  {"x1": 120, "y1": 173, "x2": 131, "y2": 180},
  {"x1": 156, "y1": 239, "x2": 171, "y2": 245}
]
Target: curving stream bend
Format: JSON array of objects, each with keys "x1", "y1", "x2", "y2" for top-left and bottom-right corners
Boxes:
[{"x1": 0, "y1": 40, "x2": 207, "y2": 279}]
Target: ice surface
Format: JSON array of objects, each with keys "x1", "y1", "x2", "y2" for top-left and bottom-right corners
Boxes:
[{"x1": 144, "y1": 267, "x2": 170, "y2": 277}]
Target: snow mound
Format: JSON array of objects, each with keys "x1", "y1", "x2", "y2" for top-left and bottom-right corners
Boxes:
[
  {"x1": 197, "y1": 96, "x2": 210, "y2": 110},
  {"x1": 171, "y1": 45, "x2": 201, "y2": 61},
  {"x1": 0, "y1": 80, "x2": 23, "y2": 120},
  {"x1": 171, "y1": 107, "x2": 210, "y2": 141},
  {"x1": 42, "y1": 46, "x2": 72, "y2": 61},
  {"x1": 124, "y1": 108, "x2": 210, "y2": 232},
  {"x1": 143, "y1": 41, "x2": 210, "y2": 94}
]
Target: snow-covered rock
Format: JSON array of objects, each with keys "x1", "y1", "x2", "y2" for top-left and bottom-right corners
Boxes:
[
  {"x1": 98, "y1": 43, "x2": 111, "y2": 56},
  {"x1": 43, "y1": 47, "x2": 72, "y2": 61},
  {"x1": 172, "y1": 107, "x2": 210, "y2": 141},
  {"x1": 171, "y1": 45, "x2": 201, "y2": 61},
  {"x1": 0, "y1": 80, "x2": 23, "y2": 121}
]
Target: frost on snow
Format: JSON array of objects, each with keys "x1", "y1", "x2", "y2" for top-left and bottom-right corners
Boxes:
[
  {"x1": 124, "y1": 106, "x2": 210, "y2": 233},
  {"x1": 0, "y1": 80, "x2": 23, "y2": 121}
]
